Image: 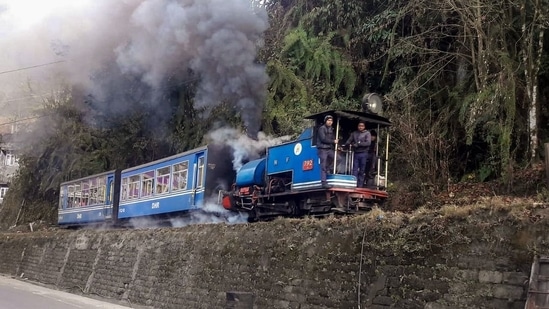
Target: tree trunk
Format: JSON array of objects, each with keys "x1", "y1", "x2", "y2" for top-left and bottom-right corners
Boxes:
[
  {"x1": 522, "y1": 0, "x2": 545, "y2": 159},
  {"x1": 529, "y1": 28, "x2": 544, "y2": 159}
]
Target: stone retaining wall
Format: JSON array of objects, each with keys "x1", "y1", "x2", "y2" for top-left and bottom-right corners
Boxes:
[{"x1": 0, "y1": 206, "x2": 546, "y2": 308}]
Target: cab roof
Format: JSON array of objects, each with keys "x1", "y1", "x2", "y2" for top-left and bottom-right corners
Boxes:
[{"x1": 304, "y1": 110, "x2": 391, "y2": 127}]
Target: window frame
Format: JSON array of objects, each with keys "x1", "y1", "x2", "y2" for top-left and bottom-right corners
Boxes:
[
  {"x1": 196, "y1": 157, "x2": 205, "y2": 189},
  {"x1": 128, "y1": 175, "x2": 141, "y2": 200},
  {"x1": 172, "y1": 161, "x2": 189, "y2": 191},
  {"x1": 121, "y1": 177, "x2": 129, "y2": 201},
  {"x1": 156, "y1": 166, "x2": 171, "y2": 195},
  {"x1": 141, "y1": 170, "x2": 155, "y2": 198}
]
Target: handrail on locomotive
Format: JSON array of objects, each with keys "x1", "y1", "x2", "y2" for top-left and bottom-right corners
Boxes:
[{"x1": 305, "y1": 108, "x2": 391, "y2": 191}]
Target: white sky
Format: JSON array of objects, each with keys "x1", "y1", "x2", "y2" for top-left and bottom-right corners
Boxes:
[
  {"x1": 0, "y1": 0, "x2": 92, "y2": 32},
  {"x1": 0, "y1": 0, "x2": 95, "y2": 117},
  {"x1": 0, "y1": 0, "x2": 268, "y2": 118}
]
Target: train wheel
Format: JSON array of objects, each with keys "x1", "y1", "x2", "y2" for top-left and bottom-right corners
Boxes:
[
  {"x1": 288, "y1": 200, "x2": 298, "y2": 217},
  {"x1": 296, "y1": 199, "x2": 310, "y2": 217}
]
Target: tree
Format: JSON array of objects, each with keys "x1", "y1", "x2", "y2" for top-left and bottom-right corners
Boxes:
[{"x1": 521, "y1": 0, "x2": 548, "y2": 159}]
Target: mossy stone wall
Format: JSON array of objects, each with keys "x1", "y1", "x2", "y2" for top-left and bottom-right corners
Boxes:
[{"x1": 1, "y1": 204, "x2": 547, "y2": 308}]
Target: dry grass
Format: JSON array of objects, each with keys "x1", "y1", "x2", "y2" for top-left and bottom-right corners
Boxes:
[{"x1": 1, "y1": 195, "x2": 546, "y2": 237}]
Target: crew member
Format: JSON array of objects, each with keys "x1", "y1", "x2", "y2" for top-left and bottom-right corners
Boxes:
[
  {"x1": 317, "y1": 115, "x2": 338, "y2": 188},
  {"x1": 344, "y1": 121, "x2": 371, "y2": 187}
]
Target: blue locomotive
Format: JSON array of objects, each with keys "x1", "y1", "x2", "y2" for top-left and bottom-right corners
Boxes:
[
  {"x1": 58, "y1": 105, "x2": 390, "y2": 226},
  {"x1": 221, "y1": 109, "x2": 390, "y2": 221}
]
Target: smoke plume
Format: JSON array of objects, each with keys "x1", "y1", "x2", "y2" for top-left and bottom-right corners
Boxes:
[
  {"x1": 0, "y1": 0, "x2": 269, "y2": 136},
  {"x1": 168, "y1": 202, "x2": 248, "y2": 228},
  {"x1": 207, "y1": 128, "x2": 291, "y2": 171},
  {"x1": 125, "y1": 200, "x2": 248, "y2": 229}
]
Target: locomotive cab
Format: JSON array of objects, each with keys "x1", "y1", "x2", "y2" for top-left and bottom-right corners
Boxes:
[{"x1": 308, "y1": 110, "x2": 391, "y2": 190}]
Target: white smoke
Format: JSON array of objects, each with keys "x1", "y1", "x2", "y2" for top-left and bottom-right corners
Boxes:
[
  {"x1": 124, "y1": 200, "x2": 247, "y2": 229},
  {"x1": 127, "y1": 217, "x2": 163, "y2": 229},
  {"x1": 0, "y1": 0, "x2": 269, "y2": 135},
  {"x1": 169, "y1": 202, "x2": 248, "y2": 228},
  {"x1": 207, "y1": 128, "x2": 292, "y2": 171}
]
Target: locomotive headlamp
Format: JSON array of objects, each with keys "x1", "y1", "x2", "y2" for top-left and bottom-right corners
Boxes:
[{"x1": 362, "y1": 93, "x2": 383, "y2": 114}]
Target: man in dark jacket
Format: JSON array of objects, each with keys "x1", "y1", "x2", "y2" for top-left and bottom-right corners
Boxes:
[
  {"x1": 317, "y1": 115, "x2": 338, "y2": 188},
  {"x1": 344, "y1": 121, "x2": 371, "y2": 187}
]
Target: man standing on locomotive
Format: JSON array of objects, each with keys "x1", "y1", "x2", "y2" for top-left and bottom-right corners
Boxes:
[
  {"x1": 344, "y1": 121, "x2": 371, "y2": 187},
  {"x1": 317, "y1": 115, "x2": 338, "y2": 188}
]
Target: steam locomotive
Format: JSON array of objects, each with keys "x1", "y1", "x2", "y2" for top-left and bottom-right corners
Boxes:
[
  {"x1": 220, "y1": 108, "x2": 390, "y2": 221},
  {"x1": 57, "y1": 96, "x2": 390, "y2": 226}
]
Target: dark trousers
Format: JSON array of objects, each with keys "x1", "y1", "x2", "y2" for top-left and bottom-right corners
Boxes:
[
  {"x1": 352, "y1": 151, "x2": 369, "y2": 187},
  {"x1": 317, "y1": 148, "x2": 334, "y2": 183}
]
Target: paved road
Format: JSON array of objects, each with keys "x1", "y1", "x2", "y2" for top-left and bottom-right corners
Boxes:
[{"x1": 0, "y1": 275, "x2": 132, "y2": 309}]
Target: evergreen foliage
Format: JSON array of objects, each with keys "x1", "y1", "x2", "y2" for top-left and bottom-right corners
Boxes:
[{"x1": 1, "y1": 0, "x2": 549, "y2": 227}]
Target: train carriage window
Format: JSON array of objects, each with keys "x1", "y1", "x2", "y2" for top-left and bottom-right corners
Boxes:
[
  {"x1": 89, "y1": 178, "x2": 98, "y2": 205},
  {"x1": 74, "y1": 184, "x2": 81, "y2": 207},
  {"x1": 97, "y1": 177, "x2": 106, "y2": 204},
  {"x1": 109, "y1": 181, "x2": 114, "y2": 204},
  {"x1": 128, "y1": 175, "x2": 140, "y2": 199},
  {"x1": 196, "y1": 157, "x2": 205, "y2": 189},
  {"x1": 81, "y1": 181, "x2": 90, "y2": 207},
  {"x1": 141, "y1": 170, "x2": 154, "y2": 197},
  {"x1": 172, "y1": 161, "x2": 189, "y2": 191},
  {"x1": 121, "y1": 178, "x2": 129, "y2": 201},
  {"x1": 156, "y1": 166, "x2": 170, "y2": 194},
  {"x1": 67, "y1": 185, "x2": 75, "y2": 208}
]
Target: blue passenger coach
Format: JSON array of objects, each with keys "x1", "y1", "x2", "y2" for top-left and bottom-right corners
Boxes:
[
  {"x1": 117, "y1": 144, "x2": 235, "y2": 220},
  {"x1": 58, "y1": 170, "x2": 121, "y2": 226}
]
